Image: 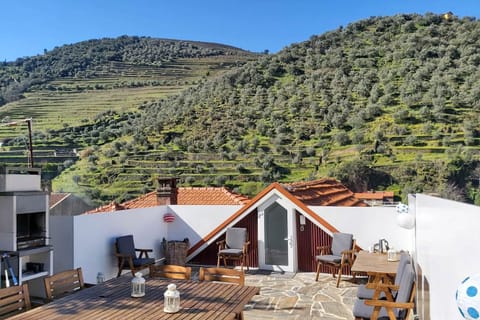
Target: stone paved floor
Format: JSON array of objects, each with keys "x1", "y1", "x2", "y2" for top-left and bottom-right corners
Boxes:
[{"x1": 242, "y1": 270, "x2": 359, "y2": 320}]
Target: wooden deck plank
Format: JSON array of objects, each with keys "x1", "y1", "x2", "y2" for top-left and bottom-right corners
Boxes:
[{"x1": 11, "y1": 275, "x2": 258, "y2": 319}]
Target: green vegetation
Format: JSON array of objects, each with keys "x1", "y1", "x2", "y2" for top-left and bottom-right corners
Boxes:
[{"x1": 2, "y1": 14, "x2": 480, "y2": 205}]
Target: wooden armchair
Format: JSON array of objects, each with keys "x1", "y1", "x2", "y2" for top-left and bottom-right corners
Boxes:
[
  {"x1": 44, "y1": 268, "x2": 85, "y2": 301},
  {"x1": 149, "y1": 264, "x2": 192, "y2": 280},
  {"x1": 217, "y1": 227, "x2": 250, "y2": 271},
  {"x1": 315, "y1": 232, "x2": 356, "y2": 287},
  {"x1": 115, "y1": 235, "x2": 155, "y2": 277},
  {"x1": 0, "y1": 284, "x2": 31, "y2": 318},
  {"x1": 353, "y1": 263, "x2": 416, "y2": 320}
]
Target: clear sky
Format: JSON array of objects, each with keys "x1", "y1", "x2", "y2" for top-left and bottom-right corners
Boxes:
[{"x1": 1, "y1": 0, "x2": 479, "y2": 62}]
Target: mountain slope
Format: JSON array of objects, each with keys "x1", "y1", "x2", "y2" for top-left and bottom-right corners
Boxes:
[
  {"x1": 0, "y1": 36, "x2": 258, "y2": 180},
  {"x1": 5, "y1": 14, "x2": 480, "y2": 205},
  {"x1": 76, "y1": 13, "x2": 479, "y2": 204}
]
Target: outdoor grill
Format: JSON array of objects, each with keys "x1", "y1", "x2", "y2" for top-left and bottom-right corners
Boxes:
[{"x1": 16, "y1": 212, "x2": 47, "y2": 250}]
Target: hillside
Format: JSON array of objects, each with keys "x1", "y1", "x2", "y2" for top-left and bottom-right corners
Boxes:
[
  {"x1": 3, "y1": 13, "x2": 480, "y2": 205},
  {"x1": 0, "y1": 36, "x2": 258, "y2": 180}
]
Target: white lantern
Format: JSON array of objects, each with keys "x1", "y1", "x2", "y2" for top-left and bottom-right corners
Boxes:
[
  {"x1": 457, "y1": 274, "x2": 480, "y2": 319},
  {"x1": 164, "y1": 283, "x2": 180, "y2": 313},
  {"x1": 131, "y1": 272, "x2": 145, "y2": 297}
]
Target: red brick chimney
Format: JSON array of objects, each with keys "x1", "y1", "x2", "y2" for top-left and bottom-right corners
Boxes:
[{"x1": 156, "y1": 177, "x2": 178, "y2": 205}]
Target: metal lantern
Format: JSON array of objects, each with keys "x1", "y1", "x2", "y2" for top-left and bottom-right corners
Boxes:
[
  {"x1": 164, "y1": 283, "x2": 180, "y2": 313},
  {"x1": 96, "y1": 272, "x2": 105, "y2": 284},
  {"x1": 131, "y1": 272, "x2": 146, "y2": 298}
]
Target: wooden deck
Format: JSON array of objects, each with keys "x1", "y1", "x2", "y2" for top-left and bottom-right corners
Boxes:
[{"x1": 9, "y1": 275, "x2": 259, "y2": 319}]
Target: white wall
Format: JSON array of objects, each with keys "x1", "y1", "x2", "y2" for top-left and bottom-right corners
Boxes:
[
  {"x1": 51, "y1": 205, "x2": 239, "y2": 284},
  {"x1": 412, "y1": 194, "x2": 480, "y2": 320},
  {"x1": 72, "y1": 207, "x2": 167, "y2": 283},
  {"x1": 309, "y1": 206, "x2": 414, "y2": 252},
  {"x1": 167, "y1": 205, "x2": 241, "y2": 245}
]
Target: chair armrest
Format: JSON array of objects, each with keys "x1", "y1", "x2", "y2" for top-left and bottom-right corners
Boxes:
[
  {"x1": 316, "y1": 245, "x2": 330, "y2": 255},
  {"x1": 114, "y1": 253, "x2": 132, "y2": 258},
  {"x1": 369, "y1": 282, "x2": 399, "y2": 301},
  {"x1": 364, "y1": 299, "x2": 414, "y2": 309},
  {"x1": 136, "y1": 248, "x2": 153, "y2": 258},
  {"x1": 364, "y1": 298, "x2": 415, "y2": 320},
  {"x1": 243, "y1": 241, "x2": 250, "y2": 253},
  {"x1": 216, "y1": 239, "x2": 226, "y2": 250}
]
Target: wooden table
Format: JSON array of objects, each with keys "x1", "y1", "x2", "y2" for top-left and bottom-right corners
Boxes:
[
  {"x1": 10, "y1": 275, "x2": 259, "y2": 319},
  {"x1": 351, "y1": 251, "x2": 399, "y2": 285}
]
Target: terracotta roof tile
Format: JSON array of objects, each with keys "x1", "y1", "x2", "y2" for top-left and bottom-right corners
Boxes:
[
  {"x1": 354, "y1": 191, "x2": 394, "y2": 200},
  {"x1": 85, "y1": 187, "x2": 249, "y2": 214},
  {"x1": 282, "y1": 178, "x2": 367, "y2": 207},
  {"x1": 49, "y1": 193, "x2": 70, "y2": 208}
]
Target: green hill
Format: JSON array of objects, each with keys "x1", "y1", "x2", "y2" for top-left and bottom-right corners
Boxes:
[
  {"x1": 0, "y1": 36, "x2": 258, "y2": 181},
  {"x1": 3, "y1": 13, "x2": 480, "y2": 205}
]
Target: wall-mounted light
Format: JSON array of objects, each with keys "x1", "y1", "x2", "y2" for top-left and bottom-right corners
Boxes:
[
  {"x1": 456, "y1": 274, "x2": 480, "y2": 319},
  {"x1": 396, "y1": 203, "x2": 415, "y2": 229},
  {"x1": 299, "y1": 214, "x2": 306, "y2": 231},
  {"x1": 299, "y1": 215, "x2": 306, "y2": 225}
]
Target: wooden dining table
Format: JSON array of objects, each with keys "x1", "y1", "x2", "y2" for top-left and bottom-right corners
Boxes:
[
  {"x1": 351, "y1": 250, "x2": 400, "y2": 285},
  {"x1": 9, "y1": 275, "x2": 260, "y2": 319}
]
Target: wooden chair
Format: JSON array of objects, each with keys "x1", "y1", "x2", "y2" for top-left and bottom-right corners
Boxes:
[
  {"x1": 315, "y1": 232, "x2": 356, "y2": 287},
  {"x1": 44, "y1": 268, "x2": 85, "y2": 301},
  {"x1": 149, "y1": 264, "x2": 192, "y2": 280},
  {"x1": 353, "y1": 263, "x2": 416, "y2": 320},
  {"x1": 217, "y1": 227, "x2": 250, "y2": 271},
  {"x1": 356, "y1": 252, "x2": 410, "y2": 300},
  {"x1": 0, "y1": 284, "x2": 31, "y2": 319},
  {"x1": 199, "y1": 267, "x2": 245, "y2": 286},
  {"x1": 114, "y1": 234, "x2": 155, "y2": 277}
]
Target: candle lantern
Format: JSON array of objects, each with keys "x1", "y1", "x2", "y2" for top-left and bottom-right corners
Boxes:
[
  {"x1": 96, "y1": 272, "x2": 105, "y2": 284},
  {"x1": 164, "y1": 283, "x2": 180, "y2": 313},
  {"x1": 131, "y1": 272, "x2": 145, "y2": 297}
]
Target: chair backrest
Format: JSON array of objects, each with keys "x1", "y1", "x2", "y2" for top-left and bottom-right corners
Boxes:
[
  {"x1": 331, "y1": 233, "x2": 353, "y2": 256},
  {"x1": 225, "y1": 228, "x2": 247, "y2": 250},
  {"x1": 116, "y1": 235, "x2": 136, "y2": 258},
  {"x1": 44, "y1": 268, "x2": 85, "y2": 301},
  {"x1": 394, "y1": 252, "x2": 411, "y2": 287},
  {"x1": 199, "y1": 267, "x2": 245, "y2": 286},
  {"x1": 0, "y1": 284, "x2": 31, "y2": 318},
  {"x1": 394, "y1": 263, "x2": 415, "y2": 318},
  {"x1": 149, "y1": 265, "x2": 192, "y2": 280}
]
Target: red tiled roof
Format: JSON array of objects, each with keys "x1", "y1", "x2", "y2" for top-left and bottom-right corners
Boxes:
[
  {"x1": 49, "y1": 192, "x2": 70, "y2": 208},
  {"x1": 188, "y1": 179, "x2": 366, "y2": 257},
  {"x1": 354, "y1": 191, "x2": 394, "y2": 200},
  {"x1": 282, "y1": 178, "x2": 367, "y2": 207},
  {"x1": 85, "y1": 187, "x2": 250, "y2": 214}
]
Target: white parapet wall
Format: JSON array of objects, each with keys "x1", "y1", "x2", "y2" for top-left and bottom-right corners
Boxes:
[
  {"x1": 309, "y1": 206, "x2": 414, "y2": 252},
  {"x1": 412, "y1": 194, "x2": 480, "y2": 320},
  {"x1": 50, "y1": 204, "x2": 239, "y2": 284}
]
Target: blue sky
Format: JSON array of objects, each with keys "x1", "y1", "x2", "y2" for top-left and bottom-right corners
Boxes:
[{"x1": 1, "y1": 0, "x2": 479, "y2": 62}]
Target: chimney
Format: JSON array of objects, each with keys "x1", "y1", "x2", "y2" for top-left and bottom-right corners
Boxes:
[{"x1": 156, "y1": 177, "x2": 178, "y2": 205}]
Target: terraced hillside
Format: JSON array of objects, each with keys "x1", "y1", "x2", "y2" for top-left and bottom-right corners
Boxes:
[
  {"x1": 53, "y1": 13, "x2": 480, "y2": 206},
  {"x1": 0, "y1": 37, "x2": 258, "y2": 179},
  {"x1": 3, "y1": 15, "x2": 480, "y2": 206}
]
